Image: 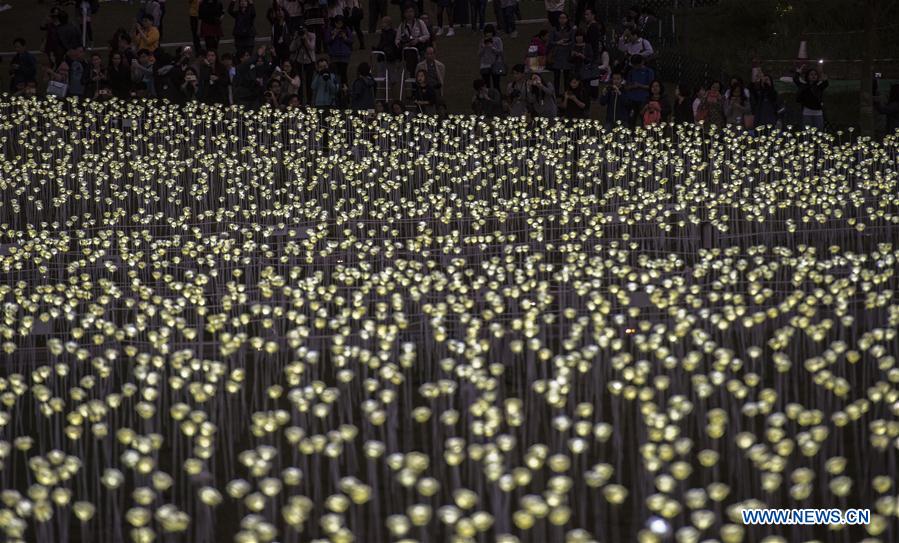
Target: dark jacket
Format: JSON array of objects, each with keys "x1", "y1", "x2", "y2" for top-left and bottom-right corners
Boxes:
[
  {"x1": 793, "y1": 71, "x2": 828, "y2": 112},
  {"x1": 57, "y1": 23, "x2": 83, "y2": 54},
  {"x1": 108, "y1": 62, "x2": 132, "y2": 98},
  {"x1": 673, "y1": 97, "x2": 693, "y2": 124},
  {"x1": 199, "y1": 0, "x2": 225, "y2": 23},
  {"x1": 350, "y1": 76, "x2": 376, "y2": 110},
  {"x1": 375, "y1": 28, "x2": 400, "y2": 62},
  {"x1": 228, "y1": 3, "x2": 256, "y2": 38},
  {"x1": 325, "y1": 26, "x2": 354, "y2": 63},
  {"x1": 750, "y1": 82, "x2": 781, "y2": 126},
  {"x1": 561, "y1": 85, "x2": 591, "y2": 119},
  {"x1": 232, "y1": 60, "x2": 260, "y2": 106},
  {"x1": 875, "y1": 99, "x2": 899, "y2": 132},
  {"x1": 11, "y1": 51, "x2": 38, "y2": 89},
  {"x1": 600, "y1": 85, "x2": 629, "y2": 127},
  {"x1": 410, "y1": 82, "x2": 438, "y2": 111}
]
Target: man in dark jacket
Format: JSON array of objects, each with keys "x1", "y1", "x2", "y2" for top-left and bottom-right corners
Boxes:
[
  {"x1": 232, "y1": 49, "x2": 261, "y2": 107},
  {"x1": 600, "y1": 71, "x2": 630, "y2": 128}
]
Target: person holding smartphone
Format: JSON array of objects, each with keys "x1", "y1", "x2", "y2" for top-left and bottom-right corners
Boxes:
[
  {"x1": 793, "y1": 62, "x2": 828, "y2": 130},
  {"x1": 181, "y1": 67, "x2": 200, "y2": 101},
  {"x1": 600, "y1": 71, "x2": 629, "y2": 128}
]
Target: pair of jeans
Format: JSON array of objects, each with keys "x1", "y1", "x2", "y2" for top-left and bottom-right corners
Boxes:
[
  {"x1": 480, "y1": 68, "x2": 500, "y2": 90},
  {"x1": 469, "y1": 0, "x2": 487, "y2": 30},
  {"x1": 190, "y1": 16, "x2": 201, "y2": 50},
  {"x1": 368, "y1": 0, "x2": 387, "y2": 32},
  {"x1": 502, "y1": 5, "x2": 517, "y2": 33},
  {"x1": 802, "y1": 114, "x2": 824, "y2": 131}
]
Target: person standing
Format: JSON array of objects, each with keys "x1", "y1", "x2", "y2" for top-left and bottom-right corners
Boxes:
[
  {"x1": 568, "y1": 32, "x2": 591, "y2": 82},
  {"x1": 157, "y1": 0, "x2": 168, "y2": 38},
  {"x1": 134, "y1": 16, "x2": 161, "y2": 52},
  {"x1": 312, "y1": 58, "x2": 340, "y2": 108},
  {"x1": 600, "y1": 71, "x2": 629, "y2": 127},
  {"x1": 344, "y1": 0, "x2": 365, "y2": 48},
  {"x1": 63, "y1": 47, "x2": 88, "y2": 98},
  {"x1": 188, "y1": 0, "x2": 202, "y2": 50},
  {"x1": 526, "y1": 72, "x2": 557, "y2": 118},
  {"x1": 232, "y1": 49, "x2": 261, "y2": 107},
  {"x1": 55, "y1": 11, "x2": 83, "y2": 61},
  {"x1": 140, "y1": 0, "x2": 164, "y2": 30},
  {"x1": 107, "y1": 52, "x2": 132, "y2": 99},
  {"x1": 84, "y1": 51, "x2": 107, "y2": 98},
  {"x1": 350, "y1": 62, "x2": 377, "y2": 109},
  {"x1": 547, "y1": 12, "x2": 575, "y2": 94},
  {"x1": 874, "y1": 82, "x2": 899, "y2": 133},
  {"x1": 434, "y1": 0, "x2": 456, "y2": 37},
  {"x1": 9, "y1": 38, "x2": 37, "y2": 93},
  {"x1": 472, "y1": 78, "x2": 503, "y2": 115},
  {"x1": 409, "y1": 69, "x2": 438, "y2": 113},
  {"x1": 325, "y1": 15, "x2": 354, "y2": 88},
  {"x1": 478, "y1": 25, "x2": 504, "y2": 91},
  {"x1": 560, "y1": 76, "x2": 589, "y2": 118},
  {"x1": 41, "y1": 8, "x2": 63, "y2": 68},
  {"x1": 673, "y1": 83, "x2": 694, "y2": 124},
  {"x1": 750, "y1": 74, "x2": 781, "y2": 128},
  {"x1": 582, "y1": 8, "x2": 603, "y2": 64},
  {"x1": 545, "y1": 0, "x2": 565, "y2": 30},
  {"x1": 793, "y1": 64, "x2": 828, "y2": 131},
  {"x1": 290, "y1": 25, "x2": 317, "y2": 104},
  {"x1": 499, "y1": 0, "x2": 518, "y2": 37},
  {"x1": 724, "y1": 80, "x2": 750, "y2": 128},
  {"x1": 395, "y1": 5, "x2": 430, "y2": 54},
  {"x1": 415, "y1": 46, "x2": 445, "y2": 94},
  {"x1": 696, "y1": 80, "x2": 725, "y2": 128},
  {"x1": 469, "y1": 0, "x2": 487, "y2": 33},
  {"x1": 646, "y1": 80, "x2": 670, "y2": 122},
  {"x1": 622, "y1": 53, "x2": 652, "y2": 125},
  {"x1": 199, "y1": 0, "x2": 225, "y2": 52},
  {"x1": 267, "y1": 2, "x2": 291, "y2": 64},
  {"x1": 616, "y1": 28, "x2": 653, "y2": 70},
  {"x1": 229, "y1": 0, "x2": 257, "y2": 58},
  {"x1": 573, "y1": 0, "x2": 592, "y2": 26},
  {"x1": 506, "y1": 64, "x2": 528, "y2": 116},
  {"x1": 369, "y1": 0, "x2": 388, "y2": 34}
]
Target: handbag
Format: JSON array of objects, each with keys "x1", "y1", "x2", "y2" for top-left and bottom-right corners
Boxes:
[
  {"x1": 492, "y1": 56, "x2": 507, "y2": 76},
  {"x1": 47, "y1": 80, "x2": 68, "y2": 98},
  {"x1": 580, "y1": 63, "x2": 605, "y2": 81}
]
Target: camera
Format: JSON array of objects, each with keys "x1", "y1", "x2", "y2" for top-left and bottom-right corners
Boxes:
[{"x1": 185, "y1": 75, "x2": 197, "y2": 82}]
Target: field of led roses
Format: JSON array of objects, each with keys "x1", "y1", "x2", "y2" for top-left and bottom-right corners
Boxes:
[{"x1": 0, "y1": 98, "x2": 897, "y2": 543}]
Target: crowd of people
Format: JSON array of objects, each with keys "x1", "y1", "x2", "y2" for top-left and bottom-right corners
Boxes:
[{"x1": 5, "y1": 0, "x2": 899, "y2": 132}]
